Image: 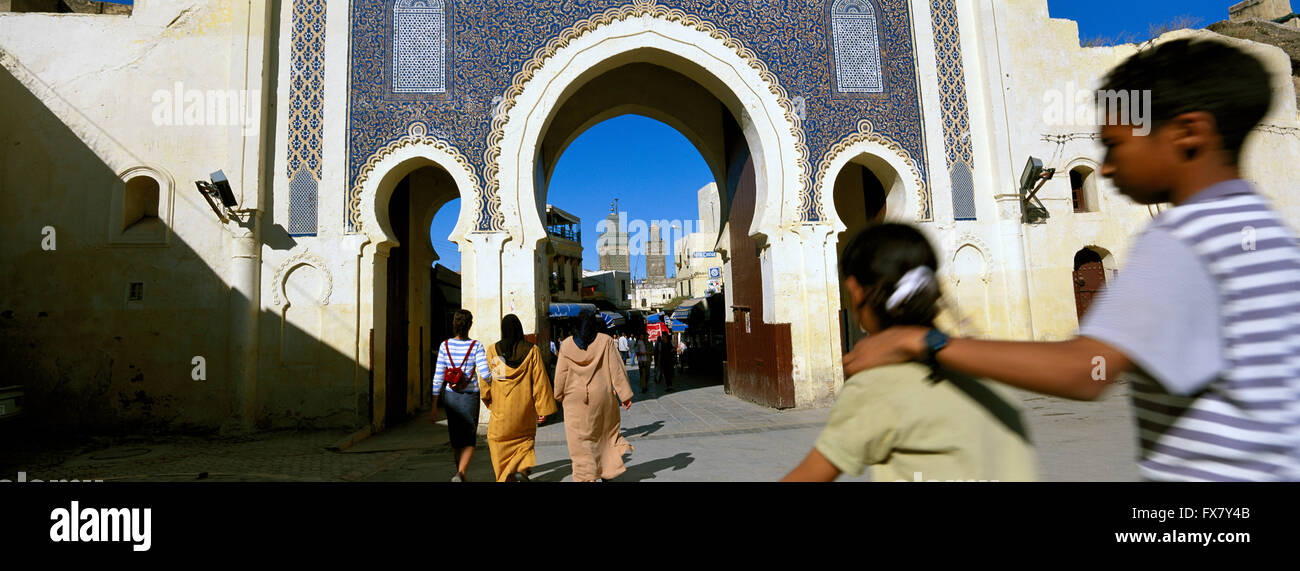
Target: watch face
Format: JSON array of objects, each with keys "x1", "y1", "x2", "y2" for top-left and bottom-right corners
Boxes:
[{"x1": 925, "y1": 329, "x2": 949, "y2": 356}]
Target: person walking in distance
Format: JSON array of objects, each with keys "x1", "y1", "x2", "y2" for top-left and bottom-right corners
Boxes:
[
  {"x1": 553, "y1": 313, "x2": 635, "y2": 482},
  {"x1": 617, "y1": 333, "x2": 631, "y2": 366},
  {"x1": 432, "y1": 309, "x2": 491, "y2": 482},
  {"x1": 634, "y1": 333, "x2": 651, "y2": 393},
  {"x1": 656, "y1": 334, "x2": 677, "y2": 392}
]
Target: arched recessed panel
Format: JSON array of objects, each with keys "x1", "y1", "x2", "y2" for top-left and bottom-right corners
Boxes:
[
  {"x1": 952, "y1": 244, "x2": 990, "y2": 336},
  {"x1": 287, "y1": 0, "x2": 328, "y2": 236},
  {"x1": 951, "y1": 161, "x2": 976, "y2": 221},
  {"x1": 831, "y1": 0, "x2": 885, "y2": 94},
  {"x1": 392, "y1": 0, "x2": 447, "y2": 94},
  {"x1": 123, "y1": 176, "x2": 160, "y2": 232}
]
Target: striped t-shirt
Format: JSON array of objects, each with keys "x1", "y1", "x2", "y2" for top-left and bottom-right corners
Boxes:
[
  {"x1": 1081, "y1": 179, "x2": 1300, "y2": 481},
  {"x1": 433, "y1": 338, "x2": 490, "y2": 395}
]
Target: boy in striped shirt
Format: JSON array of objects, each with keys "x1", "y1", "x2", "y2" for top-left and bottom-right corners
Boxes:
[{"x1": 844, "y1": 39, "x2": 1300, "y2": 481}]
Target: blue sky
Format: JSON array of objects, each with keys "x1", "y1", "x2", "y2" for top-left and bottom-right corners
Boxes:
[
  {"x1": 430, "y1": 0, "x2": 1235, "y2": 274},
  {"x1": 1047, "y1": 0, "x2": 1231, "y2": 44},
  {"x1": 430, "y1": 115, "x2": 712, "y2": 278}
]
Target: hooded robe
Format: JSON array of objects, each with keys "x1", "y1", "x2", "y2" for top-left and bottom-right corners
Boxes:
[
  {"x1": 554, "y1": 332, "x2": 635, "y2": 481},
  {"x1": 483, "y1": 341, "x2": 558, "y2": 482}
]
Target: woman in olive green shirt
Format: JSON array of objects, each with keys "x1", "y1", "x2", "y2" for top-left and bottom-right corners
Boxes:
[{"x1": 783, "y1": 224, "x2": 1037, "y2": 482}]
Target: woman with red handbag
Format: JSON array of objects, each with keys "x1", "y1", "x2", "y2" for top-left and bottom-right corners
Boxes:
[{"x1": 432, "y1": 309, "x2": 491, "y2": 482}]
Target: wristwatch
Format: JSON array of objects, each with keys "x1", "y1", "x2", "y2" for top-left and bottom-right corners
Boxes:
[
  {"x1": 922, "y1": 328, "x2": 950, "y2": 362},
  {"x1": 921, "y1": 328, "x2": 950, "y2": 383}
]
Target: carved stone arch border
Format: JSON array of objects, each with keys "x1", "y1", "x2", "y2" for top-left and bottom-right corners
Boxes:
[
  {"x1": 351, "y1": 122, "x2": 482, "y2": 250},
  {"x1": 951, "y1": 233, "x2": 992, "y2": 284},
  {"x1": 272, "y1": 248, "x2": 334, "y2": 311},
  {"x1": 480, "y1": 0, "x2": 813, "y2": 235},
  {"x1": 815, "y1": 118, "x2": 931, "y2": 228}
]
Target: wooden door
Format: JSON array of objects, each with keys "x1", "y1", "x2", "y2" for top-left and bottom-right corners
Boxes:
[{"x1": 1073, "y1": 260, "x2": 1105, "y2": 321}]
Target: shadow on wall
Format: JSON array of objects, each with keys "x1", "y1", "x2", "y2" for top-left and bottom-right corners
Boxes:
[{"x1": 0, "y1": 62, "x2": 365, "y2": 439}]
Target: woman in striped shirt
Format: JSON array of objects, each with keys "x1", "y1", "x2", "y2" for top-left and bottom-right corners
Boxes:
[{"x1": 433, "y1": 309, "x2": 491, "y2": 482}]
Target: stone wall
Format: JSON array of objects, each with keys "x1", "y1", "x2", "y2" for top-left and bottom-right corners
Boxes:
[
  {"x1": 1209, "y1": 18, "x2": 1300, "y2": 109},
  {"x1": 2, "y1": 0, "x2": 133, "y2": 14},
  {"x1": 1230, "y1": 0, "x2": 1294, "y2": 22}
]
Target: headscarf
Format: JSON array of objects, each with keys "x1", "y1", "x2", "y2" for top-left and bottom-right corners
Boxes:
[
  {"x1": 573, "y1": 312, "x2": 604, "y2": 350},
  {"x1": 496, "y1": 314, "x2": 531, "y2": 369}
]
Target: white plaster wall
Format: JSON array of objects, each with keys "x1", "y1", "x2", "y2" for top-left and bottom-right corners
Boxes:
[
  {"x1": 966, "y1": 0, "x2": 1300, "y2": 340},
  {"x1": 0, "y1": 1, "x2": 261, "y2": 430}
]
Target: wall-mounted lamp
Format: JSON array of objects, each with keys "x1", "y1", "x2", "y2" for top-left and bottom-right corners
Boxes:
[
  {"x1": 1019, "y1": 157, "x2": 1054, "y2": 225},
  {"x1": 195, "y1": 170, "x2": 238, "y2": 223}
]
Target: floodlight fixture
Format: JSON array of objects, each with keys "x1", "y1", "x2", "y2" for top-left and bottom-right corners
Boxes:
[
  {"x1": 1019, "y1": 156, "x2": 1054, "y2": 225},
  {"x1": 194, "y1": 170, "x2": 239, "y2": 223}
]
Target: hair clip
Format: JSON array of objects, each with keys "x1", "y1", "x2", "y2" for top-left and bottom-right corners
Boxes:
[{"x1": 885, "y1": 266, "x2": 936, "y2": 313}]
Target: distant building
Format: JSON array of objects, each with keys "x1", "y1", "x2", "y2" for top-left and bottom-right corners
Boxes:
[
  {"x1": 632, "y1": 278, "x2": 676, "y2": 311},
  {"x1": 1230, "y1": 0, "x2": 1298, "y2": 27},
  {"x1": 675, "y1": 183, "x2": 725, "y2": 299},
  {"x1": 544, "y1": 204, "x2": 583, "y2": 303},
  {"x1": 582, "y1": 269, "x2": 632, "y2": 310},
  {"x1": 596, "y1": 201, "x2": 629, "y2": 272},
  {"x1": 647, "y1": 222, "x2": 667, "y2": 283}
]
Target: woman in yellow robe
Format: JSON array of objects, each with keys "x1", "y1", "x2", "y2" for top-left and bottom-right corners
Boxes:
[{"x1": 483, "y1": 314, "x2": 558, "y2": 482}]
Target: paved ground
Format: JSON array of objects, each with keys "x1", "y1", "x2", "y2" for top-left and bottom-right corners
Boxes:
[{"x1": 2, "y1": 361, "x2": 1140, "y2": 483}]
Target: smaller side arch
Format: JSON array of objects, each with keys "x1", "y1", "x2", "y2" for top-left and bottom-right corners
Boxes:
[
  {"x1": 950, "y1": 241, "x2": 992, "y2": 337},
  {"x1": 272, "y1": 249, "x2": 334, "y2": 311},
  {"x1": 817, "y1": 120, "x2": 929, "y2": 229},
  {"x1": 353, "y1": 129, "x2": 481, "y2": 253}
]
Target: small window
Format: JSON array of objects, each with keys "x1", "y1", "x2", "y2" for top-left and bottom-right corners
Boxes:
[
  {"x1": 123, "y1": 176, "x2": 159, "y2": 232},
  {"x1": 1070, "y1": 166, "x2": 1098, "y2": 213},
  {"x1": 111, "y1": 170, "x2": 170, "y2": 246},
  {"x1": 128, "y1": 282, "x2": 144, "y2": 302}
]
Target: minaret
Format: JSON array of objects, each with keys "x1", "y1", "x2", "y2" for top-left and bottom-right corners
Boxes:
[
  {"x1": 647, "y1": 222, "x2": 666, "y2": 284},
  {"x1": 597, "y1": 199, "x2": 629, "y2": 272}
]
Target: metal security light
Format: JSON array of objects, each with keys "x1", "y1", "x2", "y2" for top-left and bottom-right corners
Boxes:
[
  {"x1": 1019, "y1": 157, "x2": 1054, "y2": 225},
  {"x1": 195, "y1": 170, "x2": 239, "y2": 223}
]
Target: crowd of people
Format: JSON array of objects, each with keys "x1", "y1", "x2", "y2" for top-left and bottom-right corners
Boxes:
[{"x1": 431, "y1": 40, "x2": 1300, "y2": 483}]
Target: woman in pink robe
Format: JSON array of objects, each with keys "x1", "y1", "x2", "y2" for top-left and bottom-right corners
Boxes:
[{"x1": 554, "y1": 314, "x2": 635, "y2": 482}]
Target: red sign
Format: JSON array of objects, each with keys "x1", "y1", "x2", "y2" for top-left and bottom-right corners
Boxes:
[{"x1": 647, "y1": 321, "x2": 669, "y2": 342}]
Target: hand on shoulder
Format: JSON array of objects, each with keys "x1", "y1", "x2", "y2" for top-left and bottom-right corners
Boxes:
[{"x1": 842, "y1": 326, "x2": 928, "y2": 378}]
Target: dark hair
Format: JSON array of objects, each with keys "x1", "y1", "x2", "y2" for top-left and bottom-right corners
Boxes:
[
  {"x1": 452, "y1": 309, "x2": 473, "y2": 338},
  {"x1": 1100, "y1": 38, "x2": 1272, "y2": 163},
  {"x1": 575, "y1": 312, "x2": 604, "y2": 350},
  {"x1": 840, "y1": 223, "x2": 940, "y2": 328},
  {"x1": 497, "y1": 313, "x2": 525, "y2": 350}
]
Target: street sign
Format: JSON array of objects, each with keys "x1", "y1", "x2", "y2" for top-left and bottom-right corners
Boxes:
[
  {"x1": 708, "y1": 267, "x2": 722, "y2": 279},
  {"x1": 692, "y1": 251, "x2": 718, "y2": 258}
]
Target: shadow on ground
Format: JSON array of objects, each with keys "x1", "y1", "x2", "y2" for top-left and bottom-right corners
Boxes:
[{"x1": 615, "y1": 452, "x2": 695, "y2": 482}]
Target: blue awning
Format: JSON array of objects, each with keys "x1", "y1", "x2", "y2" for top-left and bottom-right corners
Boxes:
[
  {"x1": 671, "y1": 298, "x2": 707, "y2": 321},
  {"x1": 599, "y1": 311, "x2": 625, "y2": 328},
  {"x1": 670, "y1": 320, "x2": 688, "y2": 332},
  {"x1": 646, "y1": 314, "x2": 662, "y2": 323},
  {"x1": 549, "y1": 303, "x2": 597, "y2": 318}
]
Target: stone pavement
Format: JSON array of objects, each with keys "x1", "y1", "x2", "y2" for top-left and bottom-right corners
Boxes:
[
  {"x1": 362, "y1": 362, "x2": 1141, "y2": 482},
  {"x1": 3, "y1": 362, "x2": 1140, "y2": 483}
]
